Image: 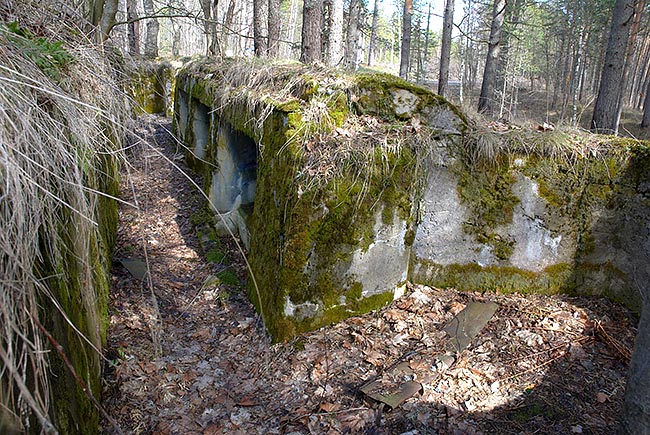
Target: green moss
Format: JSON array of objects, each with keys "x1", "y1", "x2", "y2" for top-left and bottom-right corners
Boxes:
[
  {"x1": 35, "y1": 149, "x2": 119, "y2": 435},
  {"x1": 326, "y1": 91, "x2": 349, "y2": 127},
  {"x1": 456, "y1": 159, "x2": 519, "y2": 260},
  {"x1": 128, "y1": 61, "x2": 173, "y2": 114},
  {"x1": 353, "y1": 72, "x2": 469, "y2": 126},
  {"x1": 206, "y1": 248, "x2": 226, "y2": 263},
  {"x1": 216, "y1": 269, "x2": 240, "y2": 287},
  {"x1": 511, "y1": 401, "x2": 560, "y2": 424},
  {"x1": 411, "y1": 260, "x2": 575, "y2": 296},
  {"x1": 190, "y1": 206, "x2": 216, "y2": 227}
]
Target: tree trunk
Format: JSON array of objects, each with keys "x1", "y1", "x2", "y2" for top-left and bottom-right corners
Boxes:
[
  {"x1": 399, "y1": 0, "x2": 413, "y2": 79},
  {"x1": 590, "y1": 0, "x2": 636, "y2": 134},
  {"x1": 172, "y1": 24, "x2": 181, "y2": 56},
  {"x1": 325, "y1": 0, "x2": 344, "y2": 66},
  {"x1": 142, "y1": 0, "x2": 159, "y2": 58},
  {"x1": 98, "y1": 0, "x2": 118, "y2": 42},
  {"x1": 222, "y1": 0, "x2": 236, "y2": 54},
  {"x1": 344, "y1": 0, "x2": 361, "y2": 68},
  {"x1": 268, "y1": 0, "x2": 281, "y2": 57},
  {"x1": 438, "y1": 0, "x2": 455, "y2": 96},
  {"x1": 642, "y1": 68, "x2": 650, "y2": 129},
  {"x1": 477, "y1": 0, "x2": 507, "y2": 115},
  {"x1": 126, "y1": 0, "x2": 139, "y2": 55},
  {"x1": 422, "y1": 2, "x2": 432, "y2": 82},
  {"x1": 254, "y1": 0, "x2": 268, "y2": 56},
  {"x1": 301, "y1": 0, "x2": 322, "y2": 63},
  {"x1": 621, "y1": 0, "x2": 645, "y2": 112},
  {"x1": 367, "y1": 0, "x2": 380, "y2": 66}
]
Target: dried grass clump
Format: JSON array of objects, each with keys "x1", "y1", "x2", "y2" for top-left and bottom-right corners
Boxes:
[
  {"x1": 461, "y1": 111, "x2": 607, "y2": 167},
  {"x1": 188, "y1": 58, "x2": 355, "y2": 148},
  {"x1": 0, "y1": 24, "x2": 128, "y2": 433},
  {"x1": 189, "y1": 59, "x2": 442, "y2": 193}
]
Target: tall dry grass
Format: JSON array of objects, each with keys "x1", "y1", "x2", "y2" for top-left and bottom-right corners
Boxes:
[{"x1": 0, "y1": 4, "x2": 129, "y2": 432}]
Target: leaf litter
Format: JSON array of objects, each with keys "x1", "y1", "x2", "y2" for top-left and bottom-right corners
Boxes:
[{"x1": 101, "y1": 115, "x2": 637, "y2": 435}]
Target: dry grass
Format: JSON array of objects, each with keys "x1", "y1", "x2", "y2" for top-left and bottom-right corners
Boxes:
[
  {"x1": 0, "y1": 12, "x2": 129, "y2": 433},
  {"x1": 184, "y1": 59, "x2": 443, "y2": 198},
  {"x1": 460, "y1": 108, "x2": 611, "y2": 168}
]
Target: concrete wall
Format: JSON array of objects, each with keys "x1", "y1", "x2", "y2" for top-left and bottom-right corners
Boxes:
[{"x1": 173, "y1": 59, "x2": 648, "y2": 340}]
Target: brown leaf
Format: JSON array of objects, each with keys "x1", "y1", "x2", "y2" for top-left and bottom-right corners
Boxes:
[
  {"x1": 363, "y1": 350, "x2": 384, "y2": 366},
  {"x1": 338, "y1": 409, "x2": 374, "y2": 432},
  {"x1": 596, "y1": 392, "x2": 608, "y2": 403},
  {"x1": 202, "y1": 424, "x2": 222, "y2": 435},
  {"x1": 237, "y1": 396, "x2": 258, "y2": 407},
  {"x1": 319, "y1": 402, "x2": 341, "y2": 413},
  {"x1": 192, "y1": 328, "x2": 211, "y2": 339}
]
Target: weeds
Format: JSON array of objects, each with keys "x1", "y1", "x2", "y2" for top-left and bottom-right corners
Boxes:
[{"x1": 0, "y1": 13, "x2": 129, "y2": 434}]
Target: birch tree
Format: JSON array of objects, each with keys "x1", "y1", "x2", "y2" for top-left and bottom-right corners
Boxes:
[{"x1": 325, "y1": 0, "x2": 344, "y2": 66}]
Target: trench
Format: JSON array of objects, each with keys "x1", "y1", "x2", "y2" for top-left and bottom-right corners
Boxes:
[{"x1": 99, "y1": 115, "x2": 637, "y2": 435}]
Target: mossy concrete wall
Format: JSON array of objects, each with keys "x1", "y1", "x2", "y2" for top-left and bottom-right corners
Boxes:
[
  {"x1": 411, "y1": 144, "x2": 649, "y2": 310},
  {"x1": 38, "y1": 155, "x2": 119, "y2": 434},
  {"x1": 172, "y1": 60, "x2": 466, "y2": 341},
  {"x1": 172, "y1": 59, "x2": 648, "y2": 341},
  {"x1": 128, "y1": 59, "x2": 182, "y2": 115}
]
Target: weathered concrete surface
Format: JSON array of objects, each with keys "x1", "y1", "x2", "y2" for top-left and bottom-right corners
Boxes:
[
  {"x1": 172, "y1": 60, "x2": 465, "y2": 340},
  {"x1": 172, "y1": 58, "x2": 649, "y2": 340},
  {"x1": 411, "y1": 144, "x2": 649, "y2": 310}
]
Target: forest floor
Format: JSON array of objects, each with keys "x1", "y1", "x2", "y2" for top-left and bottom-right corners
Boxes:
[{"x1": 101, "y1": 115, "x2": 638, "y2": 435}]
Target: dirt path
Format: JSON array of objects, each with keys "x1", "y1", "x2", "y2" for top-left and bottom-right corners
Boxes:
[{"x1": 101, "y1": 115, "x2": 637, "y2": 435}]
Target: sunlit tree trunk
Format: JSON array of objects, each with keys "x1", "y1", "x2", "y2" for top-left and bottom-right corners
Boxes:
[
  {"x1": 142, "y1": 0, "x2": 159, "y2": 58},
  {"x1": 478, "y1": 0, "x2": 507, "y2": 115},
  {"x1": 97, "y1": 0, "x2": 118, "y2": 42},
  {"x1": 222, "y1": 0, "x2": 236, "y2": 54},
  {"x1": 438, "y1": 0, "x2": 454, "y2": 96},
  {"x1": 345, "y1": 0, "x2": 361, "y2": 68},
  {"x1": 268, "y1": 0, "x2": 281, "y2": 57},
  {"x1": 422, "y1": 2, "x2": 432, "y2": 81},
  {"x1": 399, "y1": 0, "x2": 412, "y2": 79},
  {"x1": 642, "y1": 76, "x2": 650, "y2": 128},
  {"x1": 301, "y1": 0, "x2": 322, "y2": 63},
  {"x1": 367, "y1": 0, "x2": 380, "y2": 66},
  {"x1": 254, "y1": 0, "x2": 268, "y2": 55},
  {"x1": 590, "y1": 0, "x2": 635, "y2": 134},
  {"x1": 325, "y1": 0, "x2": 344, "y2": 66}
]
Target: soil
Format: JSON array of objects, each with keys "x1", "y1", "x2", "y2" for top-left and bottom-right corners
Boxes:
[{"x1": 101, "y1": 115, "x2": 638, "y2": 435}]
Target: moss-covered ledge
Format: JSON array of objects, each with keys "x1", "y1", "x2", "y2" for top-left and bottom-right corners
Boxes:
[{"x1": 172, "y1": 58, "x2": 465, "y2": 341}]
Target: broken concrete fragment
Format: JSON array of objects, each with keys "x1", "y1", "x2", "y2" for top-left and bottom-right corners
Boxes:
[
  {"x1": 443, "y1": 302, "x2": 499, "y2": 353},
  {"x1": 360, "y1": 301, "x2": 498, "y2": 409}
]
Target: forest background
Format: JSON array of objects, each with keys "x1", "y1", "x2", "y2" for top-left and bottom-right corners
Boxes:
[{"x1": 109, "y1": 0, "x2": 650, "y2": 137}]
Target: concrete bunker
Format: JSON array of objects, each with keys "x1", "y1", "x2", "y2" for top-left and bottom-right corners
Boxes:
[
  {"x1": 174, "y1": 82, "x2": 259, "y2": 248},
  {"x1": 173, "y1": 59, "x2": 648, "y2": 342},
  {"x1": 209, "y1": 120, "x2": 258, "y2": 249}
]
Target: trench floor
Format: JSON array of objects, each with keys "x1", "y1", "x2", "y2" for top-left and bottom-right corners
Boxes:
[{"x1": 101, "y1": 115, "x2": 637, "y2": 435}]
